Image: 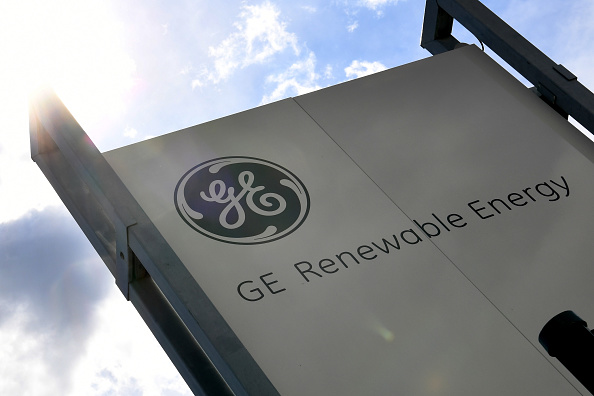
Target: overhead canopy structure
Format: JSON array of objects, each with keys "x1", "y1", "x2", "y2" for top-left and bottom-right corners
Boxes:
[{"x1": 30, "y1": 1, "x2": 594, "y2": 395}]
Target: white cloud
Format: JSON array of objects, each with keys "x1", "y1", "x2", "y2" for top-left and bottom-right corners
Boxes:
[
  {"x1": 301, "y1": 5, "x2": 317, "y2": 13},
  {"x1": 347, "y1": 21, "x2": 359, "y2": 32},
  {"x1": 179, "y1": 64, "x2": 193, "y2": 75},
  {"x1": 191, "y1": 66, "x2": 210, "y2": 89},
  {"x1": 192, "y1": 2, "x2": 299, "y2": 87},
  {"x1": 344, "y1": 0, "x2": 401, "y2": 17},
  {"x1": 0, "y1": 208, "x2": 191, "y2": 395},
  {"x1": 324, "y1": 64, "x2": 333, "y2": 79},
  {"x1": 0, "y1": 156, "x2": 61, "y2": 224},
  {"x1": 359, "y1": 0, "x2": 400, "y2": 10},
  {"x1": 69, "y1": 288, "x2": 192, "y2": 396},
  {"x1": 0, "y1": 208, "x2": 112, "y2": 394},
  {"x1": 0, "y1": 305, "x2": 61, "y2": 395},
  {"x1": 261, "y1": 51, "x2": 321, "y2": 104},
  {"x1": 0, "y1": 0, "x2": 137, "y2": 222},
  {"x1": 124, "y1": 126, "x2": 139, "y2": 138},
  {"x1": 345, "y1": 60, "x2": 387, "y2": 78}
]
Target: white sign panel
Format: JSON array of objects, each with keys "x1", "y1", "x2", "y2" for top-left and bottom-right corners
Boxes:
[{"x1": 104, "y1": 45, "x2": 591, "y2": 394}]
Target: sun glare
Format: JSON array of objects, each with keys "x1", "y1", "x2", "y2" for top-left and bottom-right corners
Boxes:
[
  {"x1": 8, "y1": 0, "x2": 136, "y2": 128},
  {"x1": 0, "y1": 0, "x2": 136, "y2": 223}
]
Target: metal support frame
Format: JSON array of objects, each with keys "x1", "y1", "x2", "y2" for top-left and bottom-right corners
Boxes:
[
  {"x1": 421, "y1": 0, "x2": 594, "y2": 135},
  {"x1": 29, "y1": 88, "x2": 279, "y2": 396}
]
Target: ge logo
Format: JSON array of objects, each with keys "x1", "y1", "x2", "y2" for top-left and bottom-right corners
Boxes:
[{"x1": 174, "y1": 156, "x2": 310, "y2": 244}]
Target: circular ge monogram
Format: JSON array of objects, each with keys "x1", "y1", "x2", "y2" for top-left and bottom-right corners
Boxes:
[{"x1": 174, "y1": 156, "x2": 310, "y2": 244}]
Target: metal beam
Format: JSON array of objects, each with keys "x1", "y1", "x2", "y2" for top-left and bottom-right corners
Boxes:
[
  {"x1": 421, "y1": 0, "x2": 594, "y2": 135},
  {"x1": 29, "y1": 88, "x2": 279, "y2": 395},
  {"x1": 421, "y1": 0, "x2": 458, "y2": 55},
  {"x1": 30, "y1": 88, "x2": 137, "y2": 296},
  {"x1": 130, "y1": 276, "x2": 234, "y2": 396}
]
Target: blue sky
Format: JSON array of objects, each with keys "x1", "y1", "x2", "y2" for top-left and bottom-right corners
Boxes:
[{"x1": 1, "y1": 0, "x2": 594, "y2": 394}]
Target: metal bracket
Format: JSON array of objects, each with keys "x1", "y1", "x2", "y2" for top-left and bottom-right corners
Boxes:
[
  {"x1": 535, "y1": 82, "x2": 569, "y2": 119},
  {"x1": 115, "y1": 217, "x2": 137, "y2": 299},
  {"x1": 553, "y1": 64, "x2": 577, "y2": 82},
  {"x1": 421, "y1": 0, "x2": 594, "y2": 135}
]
